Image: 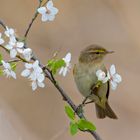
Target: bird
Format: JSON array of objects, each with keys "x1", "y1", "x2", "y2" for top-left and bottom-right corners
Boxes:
[{"x1": 73, "y1": 44, "x2": 117, "y2": 119}]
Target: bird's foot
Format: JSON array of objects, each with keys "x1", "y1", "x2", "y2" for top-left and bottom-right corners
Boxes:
[{"x1": 75, "y1": 104, "x2": 84, "y2": 117}]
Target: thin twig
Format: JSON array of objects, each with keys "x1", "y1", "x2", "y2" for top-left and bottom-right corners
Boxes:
[
  {"x1": 0, "y1": 5, "x2": 103, "y2": 139},
  {"x1": 0, "y1": 20, "x2": 6, "y2": 29},
  {"x1": 24, "y1": 0, "x2": 48, "y2": 38},
  {"x1": 0, "y1": 45, "x2": 29, "y2": 63},
  {"x1": 24, "y1": 1, "x2": 42, "y2": 38},
  {"x1": 0, "y1": 59, "x2": 21, "y2": 66}
]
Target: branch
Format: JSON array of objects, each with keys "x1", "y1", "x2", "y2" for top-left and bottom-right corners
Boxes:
[
  {"x1": 0, "y1": 4, "x2": 103, "y2": 138},
  {"x1": 24, "y1": 0, "x2": 48, "y2": 38},
  {"x1": 0, "y1": 59, "x2": 21, "y2": 66},
  {"x1": 43, "y1": 68, "x2": 102, "y2": 140},
  {"x1": 0, "y1": 45, "x2": 29, "y2": 63},
  {"x1": 0, "y1": 20, "x2": 6, "y2": 29}
]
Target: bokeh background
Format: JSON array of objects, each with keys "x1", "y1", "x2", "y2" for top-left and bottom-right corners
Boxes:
[{"x1": 0, "y1": 0, "x2": 140, "y2": 140}]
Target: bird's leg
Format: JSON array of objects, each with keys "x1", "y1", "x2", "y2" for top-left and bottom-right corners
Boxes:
[
  {"x1": 76, "y1": 81, "x2": 102, "y2": 115},
  {"x1": 84, "y1": 100, "x2": 94, "y2": 105},
  {"x1": 75, "y1": 82, "x2": 101, "y2": 115}
]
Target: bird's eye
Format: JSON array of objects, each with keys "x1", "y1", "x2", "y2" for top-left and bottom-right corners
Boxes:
[{"x1": 96, "y1": 52, "x2": 100, "y2": 54}]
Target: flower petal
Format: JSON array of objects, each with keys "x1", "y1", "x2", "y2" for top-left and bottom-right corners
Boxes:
[
  {"x1": 23, "y1": 48, "x2": 32, "y2": 61},
  {"x1": 37, "y1": 73, "x2": 45, "y2": 83},
  {"x1": 17, "y1": 42, "x2": 24, "y2": 48},
  {"x1": 96, "y1": 70, "x2": 103, "y2": 77},
  {"x1": 59, "y1": 67, "x2": 64, "y2": 75},
  {"x1": 29, "y1": 71, "x2": 37, "y2": 81},
  {"x1": 110, "y1": 64, "x2": 116, "y2": 75},
  {"x1": 46, "y1": 0, "x2": 53, "y2": 9},
  {"x1": 33, "y1": 60, "x2": 39, "y2": 67},
  {"x1": 10, "y1": 49, "x2": 17, "y2": 58},
  {"x1": 25, "y1": 63, "x2": 32, "y2": 69},
  {"x1": 10, "y1": 71, "x2": 16, "y2": 79},
  {"x1": 63, "y1": 53, "x2": 71, "y2": 63},
  {"x1": 1, "y1": 61, "x2": 11, "y2": 69},
  {"x1": 32, "y1": 81, "x2": 37, "y2": 91},
  {"x1": 17, "y1": 48, "x2": 23, "y2": 53},
  {"x1": 50, "y1": 7, "x2": 58, "y2": 15},
  {"x1": 41, "y1": 13, "x2": 49, "y2": 21},
  {"x1": 110, "y1": 80, "x2": 117, "y2": 90},
  {"x1": 37, "y1": 82, "x2": 45, "y2": 88},
  {"x1": 0, "y1": 38, "x2": 4, "y2": 45},
  {"x1": 37, "y1": 7, "x2": 47, "y2": 14},
  {"x1": 62, "y1": 67, "x2": 67, "y2": 76},
  {"x1": 102, "y1": 77, "x2": 109, "y2": 83},
  {"x1": 113, "y1": 73, "x2": 122, "y2": 83},
  {"x1": 48, "y1": 14, "x2": 55, "y2": 21},
  {"x1": 21, "y1": 69, "x2": 31, "y2": 77},
  {"x1": 5, "y1": 44, "x2": 13, "y2": 50}
]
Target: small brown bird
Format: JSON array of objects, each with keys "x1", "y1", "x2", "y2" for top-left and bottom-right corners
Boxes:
[{"x1": 73, "y1": 44, "x2": 117, "y2": 119}]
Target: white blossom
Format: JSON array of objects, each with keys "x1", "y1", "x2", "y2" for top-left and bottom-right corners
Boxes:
[
  {"x1": 5, "y1": 36, "x2": 24, "y2": 58},
  {"x1": 96, "y1": 70, "x2": 109, "y2": 83},
  {"x1": 59, "y1": 52, "x2": 71, "y2": 76},
  {"x1": 4, "y1": 26, "x2": 15, "y2": 37},
  {"x1": 1, "y1": 60, "x2": 16, "y2": 79},
  {"x1": 0, "y1": 33, "x2": 4, "y2": 45},
  {"x1": 37, "y1": 0, "x2": 58, "y2": 22},
  {"x1": 107, "y1": 64, "x2": 122, "y2": 90},
  {"x1": 21, "y1": 60, "x2": 45, "y2": 91},
  {"x1": 22, "y1": 48, "x2": 32, "y2": 61}
]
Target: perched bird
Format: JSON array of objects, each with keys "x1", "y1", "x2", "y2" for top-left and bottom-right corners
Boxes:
[{"x1": 73, "y1": 44, "x2": 117, "y2": 119}]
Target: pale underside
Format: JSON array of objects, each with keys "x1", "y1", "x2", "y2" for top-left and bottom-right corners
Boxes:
[{"x1": 74, "y1": 62, "x2": 108, "y2": 101}]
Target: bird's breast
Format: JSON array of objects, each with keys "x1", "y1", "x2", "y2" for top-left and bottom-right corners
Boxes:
[{"x1": 73, "y1": 62, "x2": 107, "y2": 98}]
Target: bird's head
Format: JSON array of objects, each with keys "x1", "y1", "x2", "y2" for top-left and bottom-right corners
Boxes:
[{"x1": 79, "y1": 44, "x2": 114, "y2": 63}]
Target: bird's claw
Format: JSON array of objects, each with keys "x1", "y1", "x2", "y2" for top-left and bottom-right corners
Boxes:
[{"x1": 75, "y1": 104, "x2": 84, "y2": 117}]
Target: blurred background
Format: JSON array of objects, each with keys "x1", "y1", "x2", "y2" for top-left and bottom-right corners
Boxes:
[{"x1": 0, "y1": 0, "x2": 140, "y2": 140}]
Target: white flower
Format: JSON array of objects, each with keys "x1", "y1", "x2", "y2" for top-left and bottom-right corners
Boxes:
[
  {"x1": 5, "y1": 36, "x2": 24, "y2": 58},
  {"x1": 21, "y1": 60, "x2": 45, "y2": 91},
  {"x1": 22, "y1": 48, "x2": 32, "y2": 61},
  {"x1": 37, "y1": 0, "x2": 58, "y2": 22},
  {"x1": 59, "y1": 52, "x2": 71, "y2": 76},
  {"x1": 0, "y1": 33, "x2": 4, "y2": 45},
  {"x1": 96, "y1": 69, "x2": 109, "y2": 83},
  {"x1": 1, "y1": 60, "x2": 16, "y2": 79},
  {"x1": 107, "y1": 64, "x2": 122, "y2": 90},
  {"x1": 4, "y1": 26, "x2": 15, "y2": 37}
]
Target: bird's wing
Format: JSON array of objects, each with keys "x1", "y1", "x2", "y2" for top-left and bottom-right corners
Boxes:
[{"x1": 106, "y1": 81, "x2": 110, "y2": 99}]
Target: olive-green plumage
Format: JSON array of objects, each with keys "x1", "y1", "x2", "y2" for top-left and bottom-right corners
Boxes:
[{"x1": 73, "y1": 44, "x2": 117, "y2": 119}]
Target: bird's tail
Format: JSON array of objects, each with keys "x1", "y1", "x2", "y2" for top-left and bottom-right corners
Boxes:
[{"x1": 95, "y1": 102, "x2": 118, "y2": 119}]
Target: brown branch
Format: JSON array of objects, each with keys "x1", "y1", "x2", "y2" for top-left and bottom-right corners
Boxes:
[
  {"x1": 0, "y1": 3, "x2": 102, "y2": 138},
  {"x1": 0, "y1": 20, "x2": 6, "y2": 29},
  {"x1": 0, "y1": 45, "x2": 29, "y2": 63},
  {"x1": 24, "y1": 0, "x2": 48, "y2": 38}
]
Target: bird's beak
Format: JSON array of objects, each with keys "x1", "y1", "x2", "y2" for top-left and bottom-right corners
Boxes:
[{"x1": 106, "y1": 50, "x2": 114, "y2": 54}]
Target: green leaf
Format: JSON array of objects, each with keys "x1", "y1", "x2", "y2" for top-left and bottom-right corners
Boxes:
[
  {"x1": 55, "y1": 59, "x2": 65, "y2": 69},
  {"x1": 0, "y1": 54, "x2": 3, "y2": 65},
  {"x1": 10, "y1": 62, "x2": 17, "y2": 71},
  {"x1": 65, "y1": 106, "x2": 75, "y2": 120},
  {"x1": 70, "y1": 122, "x2": 78, "y2": 135},
  {"x1": 47, "y1": 59, "x2": 65, "y2": 75},
  {"x1": 77, "y1": 119, "x2": 96, "y2": 131}
]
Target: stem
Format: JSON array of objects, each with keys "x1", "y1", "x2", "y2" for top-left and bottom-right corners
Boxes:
[
  {"x1": 24, "y1": 0, "x2": 49, "y2": 38},
  {"x1": 0, "y1": 4, "x2": 102, "y2": 138},
  {"x1": 24, "y1": 1, "x2": 42, "y2": 38},
  {"x1": 24, "y1": 11, "x2": 39, "y2": 38},
  {"x1": 43, "y1": 68, "x2": 102, "y2": 140},
  {"x1": 0, "y1": 45, "x2": 29, "y2": 63},
  {"x1": 0, "y1": 20, "x2": 6, "y2": 29},
  {"x1": 0, "y1": 59, "x2": 21, "y2": 66}
]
